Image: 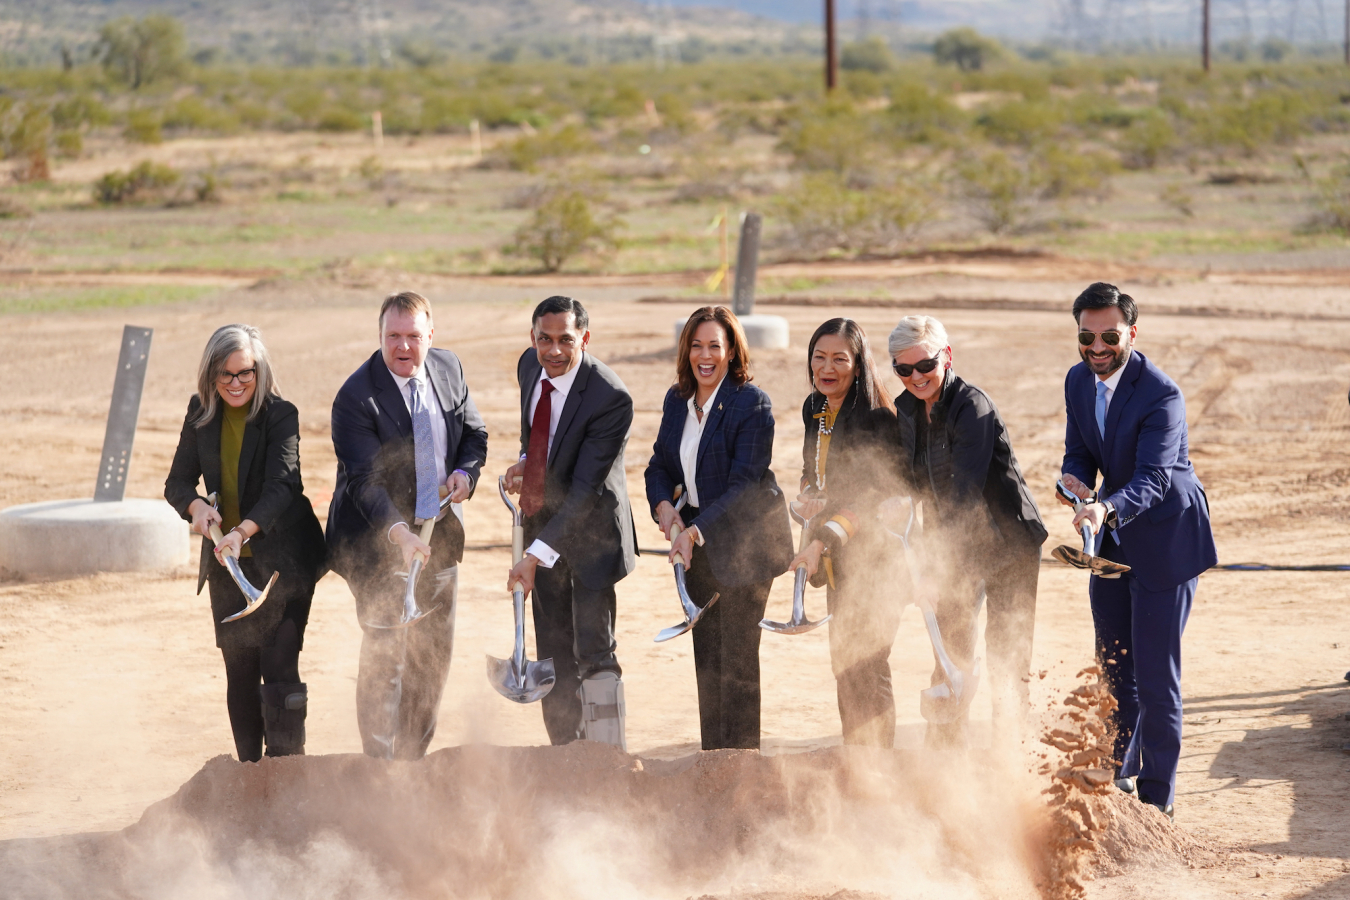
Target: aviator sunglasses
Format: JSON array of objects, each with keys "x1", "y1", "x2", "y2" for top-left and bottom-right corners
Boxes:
[
  {"x1": 892, "y1": 356, "x2": 941, "y2": 378},
  {"x1": 1078, "y1": 330, "x2": 1124, "y2": 346}
]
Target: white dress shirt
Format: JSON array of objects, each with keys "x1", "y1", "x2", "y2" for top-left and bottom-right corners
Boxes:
[
  {"x1": 387, "y1": 363, "x2": 451, "y2": 535},
  {"x1": 676, "y1": 378, "x2": 724, "y2": 546},
  {"x1": 523, "y1": 361, "x2": 583, "y2": 567}
]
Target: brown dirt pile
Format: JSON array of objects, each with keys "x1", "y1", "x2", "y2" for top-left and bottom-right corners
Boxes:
[{"x1": 0, "y1": 739, "x2": 1210, "y2": 900}]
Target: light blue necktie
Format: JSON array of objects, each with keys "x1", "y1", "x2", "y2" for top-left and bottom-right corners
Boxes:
[
  {"x1": 409, "y1": 376, "x2": 439, "y2": 521},
  {"x1": 1095, "y1": 380, "x2": 1108, "y2": 440}
]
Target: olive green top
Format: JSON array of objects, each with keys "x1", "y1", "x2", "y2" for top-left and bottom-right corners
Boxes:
[{"x1": 219, "y1": 402, "x2": 252, "y2": 557}]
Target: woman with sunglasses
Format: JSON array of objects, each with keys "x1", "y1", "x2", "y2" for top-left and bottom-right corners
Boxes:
[
  {"x1": 645, "y1": 306, "x2": 794, "y2": 750},
  {"x1": 888, "y1": 315, "x2": 1047, "y2": 745},
  {"x1": 786, "y1": 318, "x2": 901, "y2": 747},
  {"x1": 165, "y1": 324, "x2": 327, "y2": 761}
]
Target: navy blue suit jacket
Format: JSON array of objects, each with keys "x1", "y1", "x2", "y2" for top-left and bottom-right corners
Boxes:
[
  {"x1": 326, "y1": 348, "x2": 488, "y2": 580},
  {"x1": 645, "y1": 380, "x2": 793, "y2": 588},
  {"x1": 1062, "y1": 350, "x2": 1216, "y2": 592}
]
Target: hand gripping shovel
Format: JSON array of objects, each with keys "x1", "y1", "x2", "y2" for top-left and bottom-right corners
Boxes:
[
  {"x1": 365, "y1": 487, "x2": 452, "y2": 631},
  {"x1": 203, "y1": 493, "x2": 278, "y2": 624},
  {"x1": 1050, "y1": 479, "x2": 1130, "y2": 579},
  {"x1": 760, "y1": 493, "x2": 832, "y2": 635},
  {"x1": 879, "y1": 497, "x2": 983, "y2": 724},
  {"x1": 486, "y1": 476, "x2": 556, "y2": 703},
  {"x1": 654, "y1": 485, "x2": 720, "y2": 643}
]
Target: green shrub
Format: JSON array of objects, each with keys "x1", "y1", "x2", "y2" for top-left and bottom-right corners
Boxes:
[
  {"x1": 777, "y1": 99, "x2": 878, "y2": 175},
  {"x1": 125, "y1": 109, "x2": 163, "y2": 144},
  {"x1": 1202, "y1": 90, "x2": 1312, "y2": 154},
  {"x1": 93, "y1": 160, "x2": 180, "y2": 204},
  {"x1": 496, "y1": 124, "x2": 598, "y2": 172},
  {"x1": 933, "y1": 28, "x2": 1003, "y2": 72},
  {"x1": 51, "y1": 94, "x2": 111, "y2": 131},
  {"x1": 1038, "y1": 146, "x2": 1117, "y2": 199},
  {"x1": 774, "y1": 171, "x2": 935, "y2": 257},
  {"x1": 885, "y1": 82, "x2": 965, "y2": 143},
  {"x1": 317, "y1": 107, "x2": 364, "y2": 133},
  {"x1": 163, "y1": 96, "x2": 240, "y2": 133},
  {"x1": 1160, "y1": 183, "x2": 1195, "y2": 217},
  {"x1": 53, "y1": 130, "x2": 83, "y2": 159},
  {"x1": 975, "y1": 100, "x2": 1064, "y2": 146},
  {"x1": 1310, "y1": 162, "x2": 1350, "y2": 231},
  {"x1": 506, "y1": 187, "x2": 622, "y2": 272},
  {"x1": 94, "y1": 14, "x2": 186, "y2": 89},
  {"x1": 840, "y1": 38, "x2": 894, "y2": 74},
  {"x1": 4, "y1": 106, "x2": 53, "y2": 182},
  {"x1": 1119, "y1": 111, "x2": 1177, "y2": 169},
  {"x1": 954, "y1": 149, "x2": 1043, "y2": 234}
]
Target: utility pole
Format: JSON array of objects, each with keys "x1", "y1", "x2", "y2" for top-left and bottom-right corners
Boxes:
[
  {"x1": 1345, "y1": 0, "x2": 1349, "y2": 63},
  {"x1": 1203, "y1": 0, "x2": 1212, "y2": 71},
  {"x1": 825, "y1": 0, "x2": 837, "y2": 93}
]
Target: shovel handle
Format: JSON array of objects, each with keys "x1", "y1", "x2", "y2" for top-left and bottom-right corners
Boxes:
[{"x1": 511, "y1": 523, "x2": 525, "y2": 593}]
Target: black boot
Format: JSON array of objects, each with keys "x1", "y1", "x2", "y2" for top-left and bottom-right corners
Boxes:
[{"x1": 260, "y1": 682, "x2": 307, "y2": 757}]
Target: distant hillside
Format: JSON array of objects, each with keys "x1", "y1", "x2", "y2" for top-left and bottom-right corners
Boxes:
[{"x1": 0, "y1": 0, "x2": 809, "y2": 67}]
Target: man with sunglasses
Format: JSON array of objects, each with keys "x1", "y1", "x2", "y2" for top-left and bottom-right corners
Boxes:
[{"x1": 1058, "y1": 282, "x2": 1216, "y2": 820}]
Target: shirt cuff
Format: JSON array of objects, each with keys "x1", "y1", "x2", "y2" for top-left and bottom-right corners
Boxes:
[
  {"x1": 689, "y1": 524, "x2": 705, "y2": 547},
  {"x1": 1102, "y1": 500, "x2": 1118, "y2": 528},
  {"x1": 526, "y1": 539, "x2": 559, "y2": 568}
]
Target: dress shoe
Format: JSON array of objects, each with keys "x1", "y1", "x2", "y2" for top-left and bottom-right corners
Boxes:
[
  {"x1": 1139, "y1": 796, "x2": 1174, "y2": 820},
  {"x1": 1114, "y1": 776, "x2": 1136, "y2": 794}
]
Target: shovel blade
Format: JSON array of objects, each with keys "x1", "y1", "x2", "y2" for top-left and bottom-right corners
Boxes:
[
  {"x1": 654, "y1": 591, "x2": 720, "y2": 642},
  {"x1": 759, "y1": 612, "x2": 832, "y2": 635},
  {"x1": 363, "y1": 602, "x2": 442, "y2": 631},
  {"x1": 219, "y1": 570, "x2": 279, "y2": 624},
  {"x1": 1051, "y1": 544, "x2": 1129, "y2": 579},
  {"x1": 486, "y1": 654, "x2": 556, "y2": 704},
  {"x1": 919, "y1": 659, "x2": 981, "y2": 724}
]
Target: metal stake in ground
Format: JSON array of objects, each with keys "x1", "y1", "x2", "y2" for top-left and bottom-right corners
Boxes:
[
  {"x1": 94, "y1": 325, "x2": 153, "y2": 502},
  {"x1": 487, "y1": 476, "x2": 556, "y2": 703},
  {"x1": 732, "y1": 211, "x2": 762, "y2": 317}
]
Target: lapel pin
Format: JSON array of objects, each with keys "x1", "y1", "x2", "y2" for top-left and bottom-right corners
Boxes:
[{"x1": 718, "y1": 403, "x2": 723, "y2": 411}]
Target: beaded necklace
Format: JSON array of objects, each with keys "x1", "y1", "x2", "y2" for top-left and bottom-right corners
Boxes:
[{"x1": 812, "y1": 400, "x2": 839, "y2": 491}]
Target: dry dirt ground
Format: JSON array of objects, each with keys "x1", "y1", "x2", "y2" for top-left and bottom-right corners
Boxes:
[{"x1": 1, "y1": 260, "x2": 1349, "y2": 898}]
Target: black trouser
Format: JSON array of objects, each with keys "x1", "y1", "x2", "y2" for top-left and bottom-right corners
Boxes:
[
  {"x1": 354, "y1": 565, "x2": 458, "y2": 760},
  {"x1": 220, "y1": 617, "x2": 301, "y2": 763},
  {"x1": 530, "y1": 555, "x2": 621, "y2": 746},
  {"x1": 984, "y1": 544, "x2": 1041, "y2": 728},
  {"x1": 826, "y1": 548, "x2": 903, "y2": 748},
  {"x1": 682, "y1": 541, "x2": 772, "y2": 750}
]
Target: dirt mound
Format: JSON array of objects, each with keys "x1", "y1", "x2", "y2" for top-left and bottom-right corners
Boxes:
[{"x1": 0, "y1": 742, "x2": 1209, "y2": 900}]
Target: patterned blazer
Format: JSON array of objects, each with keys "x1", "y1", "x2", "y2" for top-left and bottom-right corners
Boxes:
[{"x1": 645, "y1": 379, "x2": 793, "y2": 588}]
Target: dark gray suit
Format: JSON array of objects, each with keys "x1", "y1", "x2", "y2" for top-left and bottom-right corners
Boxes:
[{"x1": 517, "y1": 349, "x2": 636, "y2": 743}]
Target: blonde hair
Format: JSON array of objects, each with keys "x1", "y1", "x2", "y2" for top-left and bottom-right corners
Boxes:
[
  {"x1": 888, "y1": 315, "x2": 949, "y2": 359},
  {"x1": 379, "y1": 291, "x2": 433, "y2": 330},
  {"x1": 191, "y1": 324, "x2": 278, "y2": 427}
]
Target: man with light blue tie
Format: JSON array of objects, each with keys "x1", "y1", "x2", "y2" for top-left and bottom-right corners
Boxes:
[
  {"x1": 1058, "y1": 282, "x2": 1216, "y2": 819},
  {"x1": 327, "y1": 291, "x2": 488, "y2": 759}
]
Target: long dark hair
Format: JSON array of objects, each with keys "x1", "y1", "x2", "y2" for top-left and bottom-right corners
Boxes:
[
  {"x1": 806, "y1": 317, "x2": 894, "y2": 413},
  {"x1": 675, "y1": 306, "x2": 753, "y2": 399}
]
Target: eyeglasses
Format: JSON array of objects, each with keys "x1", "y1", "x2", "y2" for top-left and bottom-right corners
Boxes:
[
  {"x1": 217, "y1": 368, "x2": 256, "y2": 385},
  {"x1": 1078, "y1": 330, "x2": 1123, "y2": 347},
  {"x1": 892, "y1": 356, "x2": 940, "y2": 378}
]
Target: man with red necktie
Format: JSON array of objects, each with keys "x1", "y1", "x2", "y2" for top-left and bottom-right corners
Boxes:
[{"x1": 503, "y1": 296, "x2": 637, "y2": 749}]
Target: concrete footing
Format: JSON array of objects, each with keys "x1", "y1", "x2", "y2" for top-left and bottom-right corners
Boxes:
[
  {"x1": 0, "y1": 499, "x2": 190, "y2": 579},
  {"x1": 673, "y1": 313, "x2": 790, "y2": 349}
]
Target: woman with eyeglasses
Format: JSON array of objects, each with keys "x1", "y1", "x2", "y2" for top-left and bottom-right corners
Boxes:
[
  {"x1": 786, "y1": 318, "x2": 901, "y2": 747},
  {"x1": 165, "y1": 324, "x2": 327, "y2": 761},
  {"x1": 645, "y1": 305, "x2": 794, "y2": 750},
  {"x1": 888, "y1": 315, "x2": 1047, "y2": 745}
]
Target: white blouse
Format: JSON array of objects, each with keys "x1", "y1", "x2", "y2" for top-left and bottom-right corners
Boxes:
[{"x1": 679, "y1": 378, "x2": 723, "y2": 509}]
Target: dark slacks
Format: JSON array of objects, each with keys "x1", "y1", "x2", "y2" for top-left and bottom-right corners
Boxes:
[
  {"x1": 354, "y1": 565, "x2": 458, "y2": 760},
  {"x1": 1090, "y1": 536, "x2": 1195, "y2": 809},
  {"x1": 984, "y1": 544, "x2": 1041, "y2": 730},
  {"x1": 826, "y1": 546, "x2": 903, "y2": 747},
  {"x1": 683, "y1": 542, "x2": 772, "y2": 750},
  {"x1": 219, "y1": 617, "x2": 301, "y2": 762},
  {"x1": 530, "y1": 555, "x2": 620, "y2": 746}
]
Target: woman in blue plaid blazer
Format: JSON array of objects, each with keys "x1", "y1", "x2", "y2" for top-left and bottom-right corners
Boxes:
[{"x1": 645, "y1": 306, "x2": 794, "y2": 750}]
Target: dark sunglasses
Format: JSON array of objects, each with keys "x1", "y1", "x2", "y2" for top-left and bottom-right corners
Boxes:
[
  {"x1": 892, "y1": 356, "x2": 941, "y2": 378},
  {"x1": 1078, "y1": 330, "x2": 1123, "y2": 347}
]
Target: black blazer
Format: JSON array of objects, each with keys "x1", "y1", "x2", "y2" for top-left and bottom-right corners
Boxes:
[
  {"x1": 164, "y1": 394, "x2": 327, "y2": 596},
  {"x1": 326, "y1": 348, "x2": 488, "y2": 578},
  {"x1": 894, "y1": 370, "x2": 1047, "y2": 554},
  {"x1": 798, "y1": 386, "x2": 898, "y2": 575},
  {"x1": 645, "y1": 380, "x2": 793, "y2": 588},
  {"x1": 517, "y1": 350, "x2": 638, "y2": 591}
]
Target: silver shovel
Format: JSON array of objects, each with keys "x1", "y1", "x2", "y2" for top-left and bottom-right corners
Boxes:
[
  {"x1": 879, "y1": 496, "x2": 984, "y2": 724},
  {"x1": 486, "y1": 476, "x2": 556, "y2": 703},
  {"x1": 1050, "y1": 479, "x2": 1130, "y2": 579},
  {"x1": 654, "y1": 485, "x2": 720, "y2": 643},
  {"x1": 203, "y1": 493, "x2": 278, "y2": 624},
  {"x1": 760, "y1": 493, "x2": 832, "y2": 635},
  {"x1": 365, "y1": 488, "x2": 452, "y2": 631}
]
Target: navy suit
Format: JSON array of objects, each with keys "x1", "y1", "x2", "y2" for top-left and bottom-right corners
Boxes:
[
  {"x1": 327, "y1": 347, "x2": 488, "y2": 760},
  {"x1": 645, "y1": 379, "x2": 793, "y2": 749},
  {"x1": 1063, "y1": 350, "x2": 1216, "y2": 808}
]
